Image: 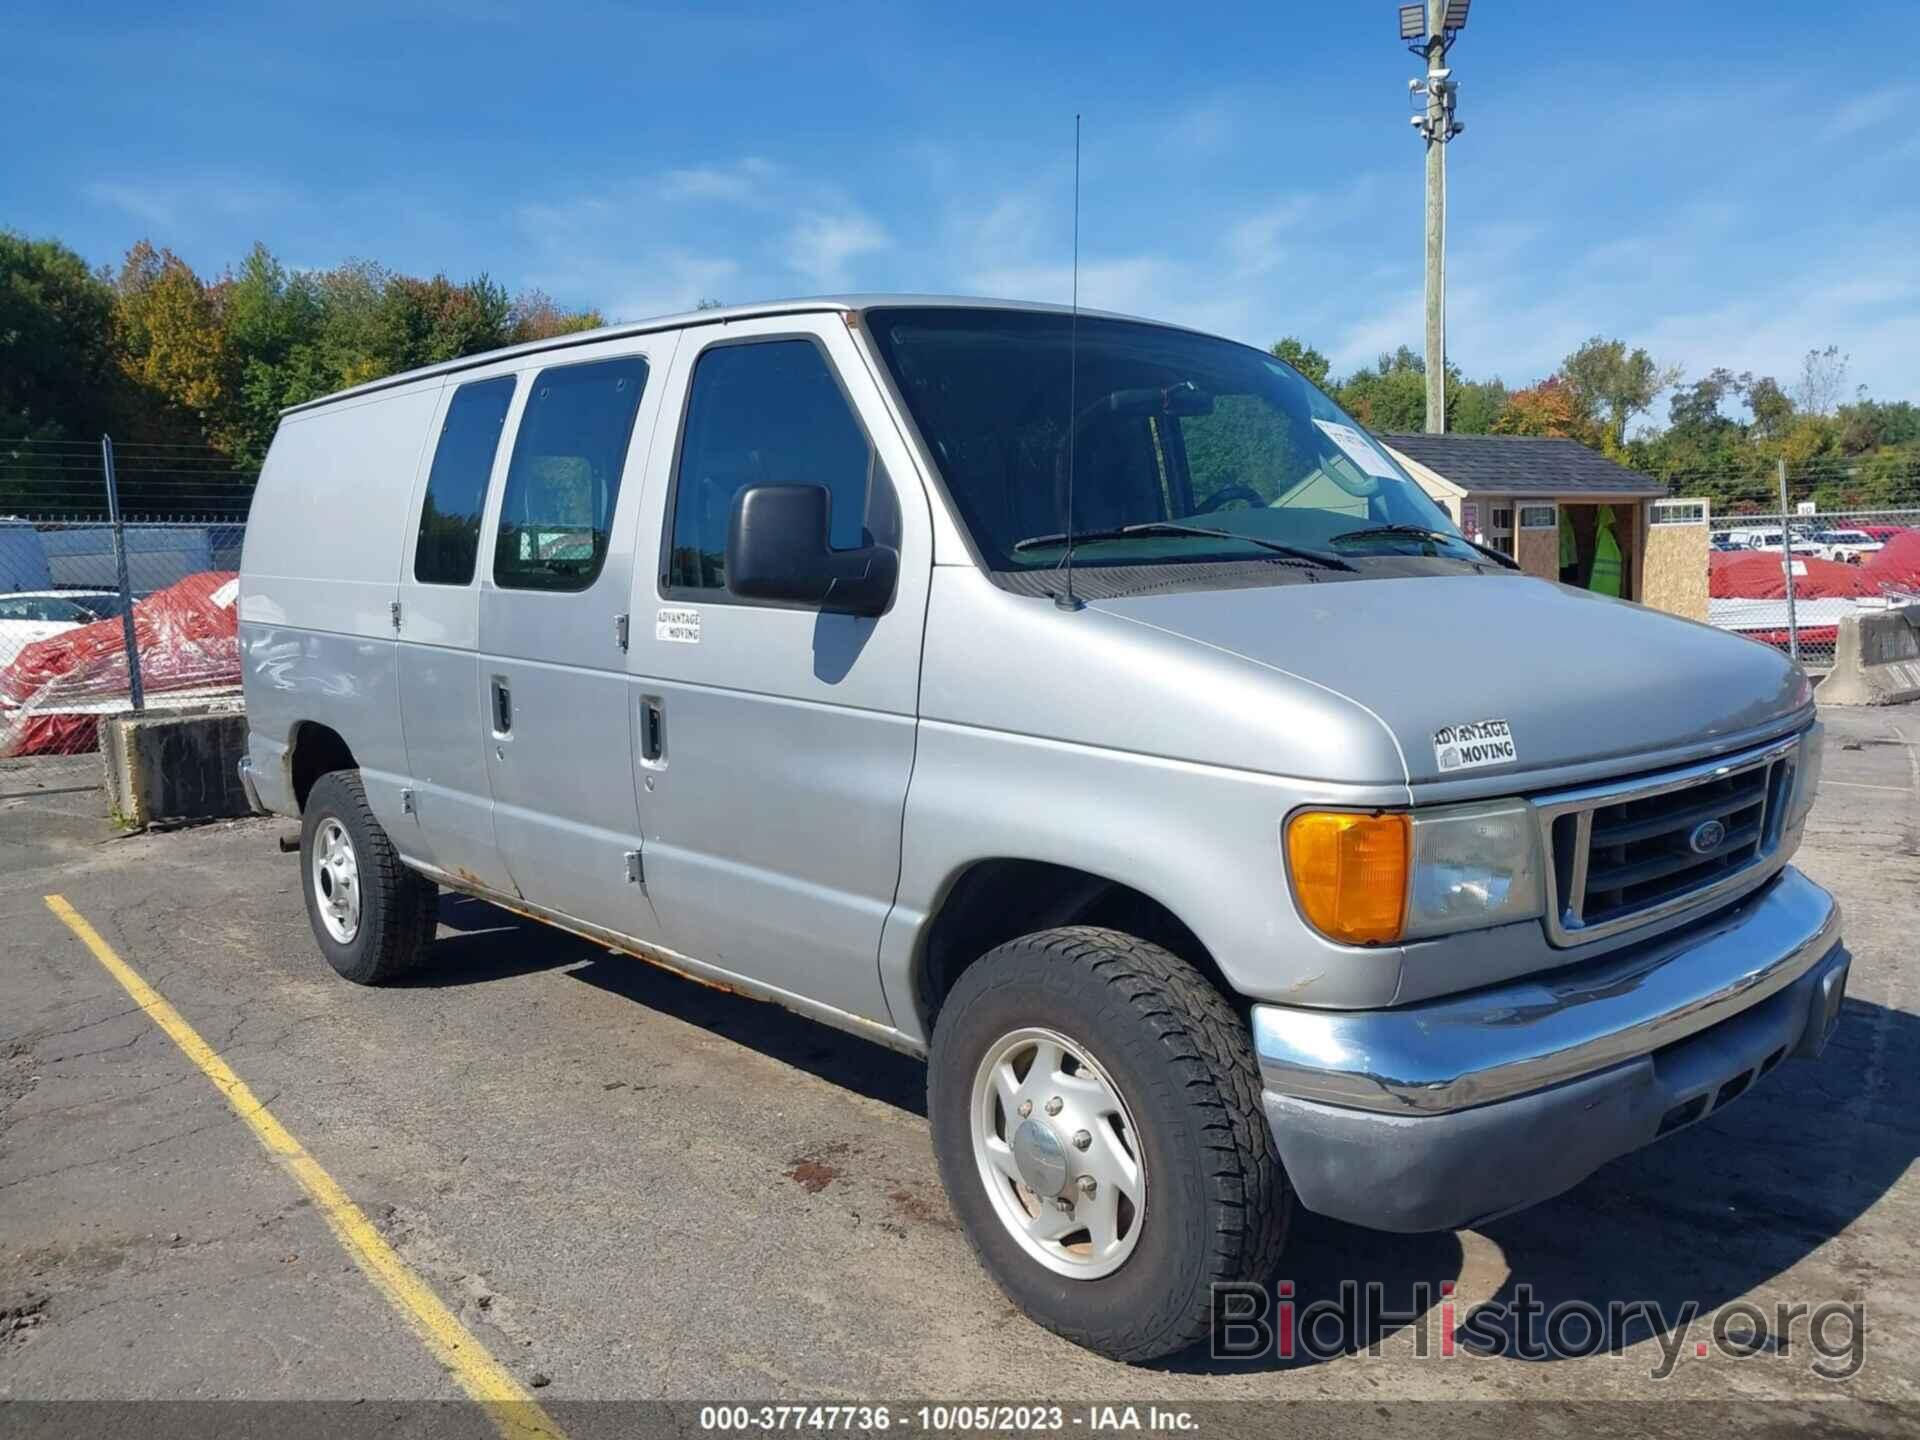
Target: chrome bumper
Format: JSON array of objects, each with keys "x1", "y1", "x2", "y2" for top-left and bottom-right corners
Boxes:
[
  {"x1": 1253, "y1": 867, "x2": 1848, "y2": 1233},
  {"x1": 1255, "y1": 865, "x2": 1841, "y2": 1116}
]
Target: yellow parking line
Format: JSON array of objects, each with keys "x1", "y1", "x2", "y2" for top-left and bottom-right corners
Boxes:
[{"x1": 43, "y1": 894, "x2": 565, "y2": 1440}]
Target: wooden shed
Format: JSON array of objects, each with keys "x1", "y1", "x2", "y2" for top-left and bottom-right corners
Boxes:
[{"x1": 1382, "y1": 433, "x2": 1711, "y2": 621}]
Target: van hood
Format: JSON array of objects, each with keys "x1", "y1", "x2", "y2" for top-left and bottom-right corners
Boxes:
[{"x1": 1089, "y1": 574, "x2": 1811, "y2": 787}]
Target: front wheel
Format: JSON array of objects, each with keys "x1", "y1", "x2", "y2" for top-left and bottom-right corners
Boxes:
[
  {"x1": 928, "y1": 927, "x2": 1290, "y2": 1362},
  {"x1": 300, "y1": 769, "x2": 438, "y2": 985}
]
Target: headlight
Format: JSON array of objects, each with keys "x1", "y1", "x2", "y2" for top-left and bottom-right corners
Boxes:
[
  {"x1": 1286, "y1": 801, "x2": 1543, "y2": 946},
  {"x1": 1786, "y1": 722, "x2": 1824, "y2": 831},
  {"x1": 1404, "y1": 801, "x2": 1544, "y2": 939}
]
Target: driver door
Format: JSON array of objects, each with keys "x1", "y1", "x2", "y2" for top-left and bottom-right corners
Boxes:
[{"x1": 625, "y1": 315, "x2": 931, "y2": 1024}]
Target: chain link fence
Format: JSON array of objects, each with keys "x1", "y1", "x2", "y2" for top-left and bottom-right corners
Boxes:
[
  {"x1": 1, "y1": 437, "x2": 251, "y2": 759},
  {"x1": 1707, "y1": 507, "x2": 1920, "y2": 671}
]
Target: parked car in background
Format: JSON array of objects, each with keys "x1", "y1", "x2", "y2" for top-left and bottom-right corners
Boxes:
[
  {"x1": 0, "y1": 592, "x2": 105, "y2": 648},
  {"x1": 240, "y1": 296, "x2": 1847, "y2": 1364},
  {"x1": 1728, "y1": 527, "x2": 1822, "y2": 556},
  {"x1": 1859, "y1": 524, "x2": 1913, "y2": 545},
  {"x1": 1809, "y1": 529, "x2": 1884, "y2": 564}
]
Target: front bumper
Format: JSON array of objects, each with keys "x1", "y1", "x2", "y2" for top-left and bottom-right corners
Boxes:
[{"x1": 1254, "y1": 867, "x2": 1846, "y2": 1232}]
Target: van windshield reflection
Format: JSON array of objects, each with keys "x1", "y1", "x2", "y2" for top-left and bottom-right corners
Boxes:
[{"x1": 864, "y1": 307, "x2": 1477, "y2": 575}]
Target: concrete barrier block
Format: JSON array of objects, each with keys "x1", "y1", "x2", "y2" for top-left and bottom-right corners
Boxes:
[
  {"x1": 99, "y1": 707, "x2": 252, "y2": 828},
  {"x1": 1819, "y1": 604, "x2": 1920, "y2": 707}
]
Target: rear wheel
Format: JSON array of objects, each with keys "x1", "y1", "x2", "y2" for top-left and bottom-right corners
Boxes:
[
  {"x1": 299, "y1": 769, "x2": 437, "y2": 985},
  {"x1": 928, "y1": 926, "x2": 1290, "y2": 1362}
]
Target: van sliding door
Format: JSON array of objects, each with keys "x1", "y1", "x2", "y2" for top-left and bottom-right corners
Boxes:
[{"x1": 475, "y1": 338, "x2": 676, "y2": 939}]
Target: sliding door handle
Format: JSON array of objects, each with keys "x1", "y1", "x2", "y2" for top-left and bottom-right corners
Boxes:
[
  {"x1": 640, "y1": 696, "x2": 666, "y2": 764},
  {"x1": 490, "y1": 676, "x2": 513, "y2": 736}
]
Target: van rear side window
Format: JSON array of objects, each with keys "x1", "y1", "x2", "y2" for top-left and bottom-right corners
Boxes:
[
  {"x1": 494, "y1": 356, "x2": 650, "y2": 592},
  {"x1": 415, "y1": 376, "x2": 516, "y2": 585}
]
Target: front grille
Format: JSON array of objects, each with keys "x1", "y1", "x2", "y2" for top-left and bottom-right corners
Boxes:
[{"x1": 1536, "y1": 737, "x2": 1798, "y2": 945}]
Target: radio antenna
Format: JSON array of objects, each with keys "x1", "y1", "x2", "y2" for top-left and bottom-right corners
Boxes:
[{"x1": 1056, "y1": 112, "x2": 1086, "y2": 612}]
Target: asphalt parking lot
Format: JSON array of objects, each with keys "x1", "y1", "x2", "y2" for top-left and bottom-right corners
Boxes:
[{"x1": 2, "y1": 705, "x2": 1917, "y2": 1428}]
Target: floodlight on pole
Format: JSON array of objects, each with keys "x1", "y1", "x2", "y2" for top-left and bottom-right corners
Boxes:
[{"x1": 1399, "y1": 0, "x2": 1467, "y2": 434}]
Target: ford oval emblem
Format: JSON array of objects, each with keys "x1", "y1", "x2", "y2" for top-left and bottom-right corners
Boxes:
[{"x1": 1688, "y1": 819, "x2": 1727, "y2": 855}]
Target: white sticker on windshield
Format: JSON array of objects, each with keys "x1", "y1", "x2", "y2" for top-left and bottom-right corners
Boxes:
[
  {"x1": 1433, "y1": 718, "x2": 1516, "y2": 773},
  {"x1": 656, "y1": 606, "x2": 701, "y2": 644},
  {"x1": 1312, "y1": 418, "x2": 1400, "y2": 480}
]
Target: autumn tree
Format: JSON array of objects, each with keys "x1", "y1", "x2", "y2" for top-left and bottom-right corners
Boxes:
[
  {"x1": 508, "y1": 288, "x2": 606, "y2": 344},
  {"x1": 1493, "y1": 376, "x2": 1588, "y2": 439},
  {"x1": 113, "y1": 241, "x2": 227, "y2": 423}
]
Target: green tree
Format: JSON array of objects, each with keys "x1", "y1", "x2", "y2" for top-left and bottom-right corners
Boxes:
[
  {"x1": 1450, "y1": 376, "x2": 1509, "y2": 434},
  {"x1": 1559, "y1": 336, "x2": 1681, "y2": 452},
  {"x1": 1268, "y1": 336, "x2": 1330, "y2": 388},
  {"x1": 217, "y1": 244, "x2": 331, "y2": 465},
  {"x1": 374, "y1": 272, "x2": 511, "y2": 374},
  {"x1": 1791, "y1": 345, "x2": 1848, "y2": 417},
  {"x1": 0, "y1": 231, "x2": 120, "y2": 441},
  {"x1": 1335, "y1": 347, "x2": 1429, "y2": 432},
  {"x1": 1746, "y1": 375, "x2": 1794, "y2": 441}
]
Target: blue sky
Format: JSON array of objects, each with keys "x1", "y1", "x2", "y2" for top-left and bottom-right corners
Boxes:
[{"x1": 9, "y1": 1, "x2": 1918, "y2": 412}]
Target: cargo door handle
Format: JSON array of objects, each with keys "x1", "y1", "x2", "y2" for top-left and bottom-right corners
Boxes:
[
  {"x1": 491, "y1": 676, "x2": 513, "y2": 736},
  {"x1": 640, "y1": 696, "x2": 666, "y2": 765}
]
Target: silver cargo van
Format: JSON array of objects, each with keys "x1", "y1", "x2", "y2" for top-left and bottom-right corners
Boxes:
[{"x1": 239, "y1": 297, "x2": 1846, "y2": 1362}]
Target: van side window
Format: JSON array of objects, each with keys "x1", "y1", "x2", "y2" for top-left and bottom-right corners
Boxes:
[
  {"x1": 414, "y1": 376, "x2": 515, "y2": 585},
  {"x1": 493, "y1": 356, "x2": 649, "y2": 592},
  {"x1": 666, "y1": 339, "x2": 897, "y2": 596}
]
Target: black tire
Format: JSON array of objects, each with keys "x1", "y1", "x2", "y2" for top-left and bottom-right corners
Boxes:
[
  {"x1": 299, "y1": 769, "x2": 438, "y2": 985},
  {"x1": 928, "y1": 926, "x2": 1290, "y2": 1363}
]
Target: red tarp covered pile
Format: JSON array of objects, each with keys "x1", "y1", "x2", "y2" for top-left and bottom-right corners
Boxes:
[
  {"x1": 1863, "y1": 531, "x2": 1920, "y2": 594},
  {"x1": 0, "y1": 571, "x2": 240, "y2": 758},
  {"x1": 1708, "y1": 550, "x2": 1884, "y2": 600},
  {"x1": 1706, "y1": 551, "x2": 1890, "y2": 651}
]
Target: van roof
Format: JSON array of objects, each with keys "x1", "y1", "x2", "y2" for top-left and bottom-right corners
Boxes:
[{"x1": 278, "y1": 294, "x2": 1197, "y2": 418}]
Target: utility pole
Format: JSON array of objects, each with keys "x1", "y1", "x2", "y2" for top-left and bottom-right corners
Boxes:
[{"x1": 1401, "y1": 1, "x2": 1467, "y2": 433}]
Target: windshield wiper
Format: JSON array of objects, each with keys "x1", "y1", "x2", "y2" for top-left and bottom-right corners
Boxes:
[
  {"x1": 1330, "y1": 523, "x2": 1520, "y2": 571},
  {"x1": 1012, "y1": 522, "x2": 1354, "y2": 571}
]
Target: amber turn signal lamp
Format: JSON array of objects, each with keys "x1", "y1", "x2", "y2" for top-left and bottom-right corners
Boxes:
[{"x1": 1286, "y1": 810, "x2": 1410, "y2": 945}]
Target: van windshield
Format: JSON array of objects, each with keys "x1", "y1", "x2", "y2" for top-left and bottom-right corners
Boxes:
[{"x1": 864, "y1": 307, "x2": 1476, "y2": 576}]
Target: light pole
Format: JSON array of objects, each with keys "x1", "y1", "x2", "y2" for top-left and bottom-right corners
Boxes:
[{"x1": 1399, "y1": 0, "x2": 1468, "y2": 433}]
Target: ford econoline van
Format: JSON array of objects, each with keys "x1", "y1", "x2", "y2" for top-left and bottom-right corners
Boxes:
[{"x1": 239, "y1": 297, "x2": 1845, "y2": 1362}]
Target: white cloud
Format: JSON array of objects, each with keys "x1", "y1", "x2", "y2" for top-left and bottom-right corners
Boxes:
[
  {"x1": 1226, "y1": 199, "x2": 1309, "y2": 278},
  {"x1": 787, "y1": 210, "x2": 889, "y2": 292},
  {"x1": 1822, "y1": 83, "x2": 1917, "y2": 139},
  {"x1": 83, "y1": 175, "x2": 300, "y2": 232},
  {"x1": 84, "y1": 181, "x2": 177, "y2": 228},
  {"x1": 657, "y1": 158, "x2": 775, "y2": 205}
]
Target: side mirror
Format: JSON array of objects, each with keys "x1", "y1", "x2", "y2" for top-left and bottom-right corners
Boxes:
[{"x1": 725, "y1": 483, "x2": 898, "y2": 618}]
